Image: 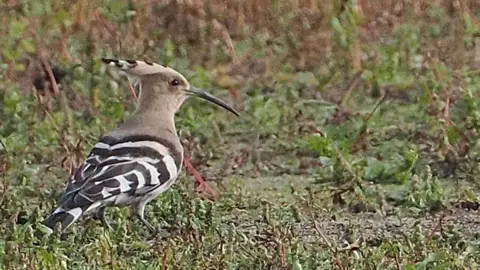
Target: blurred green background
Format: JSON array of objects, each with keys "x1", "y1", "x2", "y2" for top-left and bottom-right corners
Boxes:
[{"x1": 2, "y1": 0, "x2": 480, "y2": 269}]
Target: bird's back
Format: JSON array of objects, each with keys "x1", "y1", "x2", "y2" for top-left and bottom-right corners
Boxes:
[{"x1": 41, "y1": 124, "x2": 183, "y2": 233}]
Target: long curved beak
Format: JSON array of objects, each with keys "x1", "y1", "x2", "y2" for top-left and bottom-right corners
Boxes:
[{"x1": 187, "y1": 86, "x2": 239, "y2": 116}]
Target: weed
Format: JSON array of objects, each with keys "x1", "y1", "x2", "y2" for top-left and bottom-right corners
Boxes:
[{"x1": 2, "y1": 0, "x2": 480, "y2": 269}]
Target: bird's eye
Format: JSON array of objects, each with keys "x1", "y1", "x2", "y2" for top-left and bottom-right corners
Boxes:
[{"x1": 171, "y1": 79, "x2": 180, "y2": 86}]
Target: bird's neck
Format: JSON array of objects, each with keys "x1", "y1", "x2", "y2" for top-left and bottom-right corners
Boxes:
[
  {"x1": 130, "y1": 108, "x2": 176, "y2": 135},
  {"x1": 113, "y1": 95, "x2": 179, "y2": 141},
  {"x1": 134, "y1": 93, "x2": 178, "y2": 126}
]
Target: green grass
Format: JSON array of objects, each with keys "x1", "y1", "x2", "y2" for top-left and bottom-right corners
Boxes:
[{"x1": 2, "y1": 0, "x2": 480, "y2": 269}]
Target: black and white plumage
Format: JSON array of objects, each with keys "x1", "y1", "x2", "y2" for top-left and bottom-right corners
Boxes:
[
  {"x1": 39, "y1": 59, "x2": 239, "y2": 235},
  {"x1": 42, "y1": 135, "x2": 182, "y2": 233}
]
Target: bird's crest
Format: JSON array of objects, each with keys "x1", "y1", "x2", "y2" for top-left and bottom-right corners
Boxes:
[{"x1": 101, "y1": 58, "x2": 175, "y2": 77}]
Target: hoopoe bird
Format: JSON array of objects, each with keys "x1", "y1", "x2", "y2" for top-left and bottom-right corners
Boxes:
[{"x1": 38, "y1": 58, "x2": 239, "y2": 235}]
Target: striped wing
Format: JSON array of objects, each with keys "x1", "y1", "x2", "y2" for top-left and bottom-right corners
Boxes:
[{"x1": 57, "y1": 135, "x2": 183, "y2": 214}]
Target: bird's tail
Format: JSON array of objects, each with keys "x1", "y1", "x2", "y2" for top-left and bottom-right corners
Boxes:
[{"x1": 35, "y1": 207, "x2": 84, "y2": 238}]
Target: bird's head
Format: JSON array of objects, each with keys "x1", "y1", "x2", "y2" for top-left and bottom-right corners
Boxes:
[{"x1": 102, "y1": 58, "x2": 239, "y2": 116}]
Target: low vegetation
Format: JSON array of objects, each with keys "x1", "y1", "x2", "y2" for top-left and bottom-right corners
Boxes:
[{"x1": 1, "y1": 0, "x2": 480, "y2": 269}]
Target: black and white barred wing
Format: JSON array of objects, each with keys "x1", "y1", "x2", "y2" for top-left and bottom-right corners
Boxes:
[{"x1": 42, "y1": 135, "x2": 182, "y2": 232}]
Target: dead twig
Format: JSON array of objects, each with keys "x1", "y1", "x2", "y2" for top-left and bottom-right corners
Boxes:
[
  {"x1": 386, "y1": 241, "x2": 402, "y2": 270},
  {"x1": 40, "y1": 58, "x2": 61, "y2": 96},
  {"x1": 279, "y1": 241, "x2": 287, "y2": 267},
  {"x1": 351, "y1": 93, "x2": 388, "y2": 150},
  {"x1": 313, "y1": 220, "x2": 346, "y2": 270},
  {"x1": 212, "y1": 19, "x2": 237, "y2": 62},
  {"x1": 365, "y1": 94, "x2": 388, "y2": 123},
  {"x1": 34, "y1": 91, "x2": 61, "y2": 132},
  {"x1": 426, "y1": 212, "x2": 446, "y2": 245},
  {"x1": 0, "y1": 139, "x2": 6, "y2": 153},
  {"x1": 0, "y1": 140, "x2": 9, "y2": 207},
  {"x1": 340, "y1": 71, "x2": 362, "y2": 108},
  {"x1": 161, "y1": 241, "x2": 169, "y2": 270},
  {"x1": 29, "y1": 21, "x2": 61, "y2": 96}
]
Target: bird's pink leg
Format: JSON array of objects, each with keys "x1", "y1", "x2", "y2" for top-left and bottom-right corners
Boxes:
[
  {"x1": 127, "y1": 77, "x2": 138, "y2": 101},
  {"x1": 183, "y1": 155, "x2": 218, "y2": 200}
]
